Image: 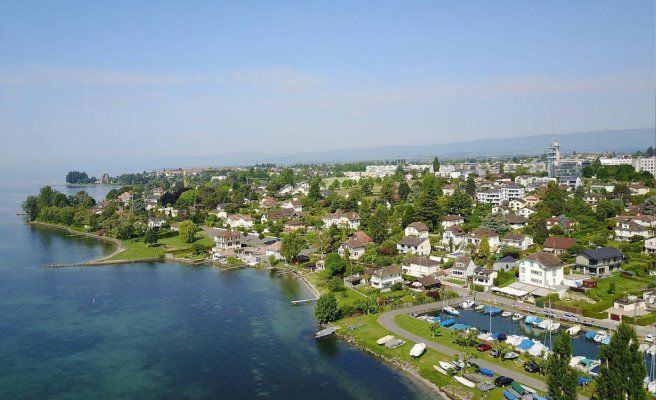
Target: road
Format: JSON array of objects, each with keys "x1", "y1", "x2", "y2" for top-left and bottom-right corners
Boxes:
[{"x1": 378, "y1": 299, "x2": 590, "y2": 400}]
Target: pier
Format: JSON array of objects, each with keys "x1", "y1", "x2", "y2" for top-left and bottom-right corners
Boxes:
[{"x1": 291, "y1": 298, "x2": 318, "y2": 306}]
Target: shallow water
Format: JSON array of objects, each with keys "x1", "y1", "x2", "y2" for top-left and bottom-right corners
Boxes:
[{"x1": 0, "y1": 178, "x2": 429, "y2": 399}]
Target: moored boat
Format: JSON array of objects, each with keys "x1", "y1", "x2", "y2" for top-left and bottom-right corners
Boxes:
[
  {"x1": 443, "y1": 306, "x2": 460, "y2": 316},
  {"x1": 512, "y1": 313, "x2": 523, "y2": 321},
  {"x1": 501, "y1": 311, "x2": 512, "y2": 318},
  {"x1": 593, "y1": 331, "x2": 608, "y2": 343},
  {"x1": 433, "y1": 365, "x2": 448, "y2": 375},
  {"x1": 566, "y1": 324, "x2": 582, "y2": 336},
  {"x1": 475, "y1": 304, "x2": 485, "y2": 311},
  {"x1": 503, "y1": 351, "x2": 519, "y2": 360},
  {"x1": 461, "y1": 300, "x2": 475, "y2": 309}
]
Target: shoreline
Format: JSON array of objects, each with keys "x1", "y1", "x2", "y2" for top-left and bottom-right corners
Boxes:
[{"x1": 28, "y1": 222, "x2": 447, "y2": 398}]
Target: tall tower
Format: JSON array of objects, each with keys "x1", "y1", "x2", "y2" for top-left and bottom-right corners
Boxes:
[{"x1": 545, "y1": 139, "x2": 560, "y2": 178}]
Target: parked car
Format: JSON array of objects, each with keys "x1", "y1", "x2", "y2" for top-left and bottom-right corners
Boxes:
[
  {"x1": 490, "y1": 349, "x2": 500, "y2": 358},
  {"x1": 476, "y1": 343, "x2": 492, "y2": 352},
  {"x1": 524, "y1": 361, "x2": 542, "y2": 373},
  {"x1": 543, "y1": 310, "x2": 558, "y2": 318},
  {"x1": 563, "y1": 312, "x2": 579, "y2": 322},
  {"x1": 494, "y1": 376, "x2": 514, "y2": 387}
]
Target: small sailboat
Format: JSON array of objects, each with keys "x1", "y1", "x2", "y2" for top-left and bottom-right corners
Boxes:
[
  {"x1": 501, "y1": 311, "x2": 512, "y2": 318},
  {"x1": 377, "y1": 335, "x2": 394, "y2": 345},
  {"x1": 566, "y1": 325, "x2": 582, "y2": 336},
  {"x1": 433, "y1": 365, "x2": 448, "y2": 375},
  {"x1": 454, "y1": 375, "x2": 475, "y2": 388},
  {"x1": 503, "y1": 351, "x2": 519, "y2": 360},
  {"x1": 512, "y1": 313, "x2": 523, "y2": 321},
  {"x1": 443, "y1": 306, "x2": 460, "y2": 316},
  {"x1": 410, "y1": 343, "x2": 426, "y2": 358}
]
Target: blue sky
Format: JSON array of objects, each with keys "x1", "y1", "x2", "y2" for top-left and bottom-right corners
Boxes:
[{"x1": 0, "y1": 0, "x2": 654, "y2": 169}]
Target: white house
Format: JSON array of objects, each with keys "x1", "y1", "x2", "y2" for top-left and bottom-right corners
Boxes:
[
  {"x1": 472, "y1": 269, "x2": 498, "y2": 290},
  {"x1": 405, "y1": 222, "x2": 429, "y2": 238},
  {"x1": 518, "y1": 207, "x2": 537, "y2": 219},
  {"x1": 226, "y1": 214, "x2": 254, "y2": 229},
  {"x1": 280, "y1": 198, "x2": 303, "y2": 212},
  {"x1": 450, "y1": 256, "x2": 478, "y2": 280},
  {"x1": 397, "y1": 236, "x2": 431, "y2": 256},
  {"x1": 645, "y1": 237, "x2": 656, "y2": 254},
  {"x1": 322, "y1": 210, "x2": 361, "y2": 229},
  {"x1": 441, "y1": 215, "x2": 464, "y2": 228},
  {"x1": 212, "y1": 230, "x2": 242, "y2": 250},
  {"x1": 463, "y1": 228, "x2": 500, "y2": 251},
  {"x1": 441, "y1": 226, "x2": 465, "y2": 247},
  {"x1": 338, "y1": 238, "x2": 368, "y2": 260},
  {"x1": 518, "y1": 251, "x2": 564, "y2": 288},
  {"x1": 147, "y1": 217, "x2": 166, "y2": 229},
  {"x1": 500, "y1": 233, "x2": 534, "y2": 251},
  {"x1": 401, "y1": 257, "x2": 441, "y2": 278},
  {"x1": 370, "y1": 265, "x2": 403, "y2": 289},
  {"x1": 507, "y1": 214, "x2": 529, "y2": 230}
]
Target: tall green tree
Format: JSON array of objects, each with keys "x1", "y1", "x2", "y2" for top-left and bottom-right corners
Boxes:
[
  {"x1": 432, "y1": 157, "x2": 440, "y2": 173},
  {"x1": 545, "y1": 330, "x2": 578, "y2": 400},
  {"x1": 281, "y1": 232, "x2": 305, "y2": 263},
  {"x1": 368, "y1": 205, "x2": 389, "y2": 244},
  {"x1": 596, "y1": 322, "x2": 647, "y2": 400},
  {"x1": 144, "y1": 228, "x2": 158, "y2": 244},
  {"x1": 544, "y1": 182, "x2": 567, "y2": 216},
  {"x1": 178, "y1": 220, "x2": 196, "y2": 243},
  {"x1": 22, "y1": 195, "x2": 39, "y2": 221},
  {"x1": 398, "y1": 181, "x2": 411, "y2": 201},
  {"x1": 447, "y1": 189, "x2": 473, "y2": 216},
  {"x1": 308, "y1": 178, "x2": 321, "y2": 202},
  {"x1": 414, "y1": 174, "x2": 441, "y2": 229},
  {"x1": 315, "y1": 293, "x2": 340, "y2": 324},
  {"x1": 465, "y1": 175, "x2": 476, "y2": 197}
]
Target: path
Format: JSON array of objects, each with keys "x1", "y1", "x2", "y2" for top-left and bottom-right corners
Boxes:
[{"x1": 378, "y1": 300, "x2": 590, "y2": 400}]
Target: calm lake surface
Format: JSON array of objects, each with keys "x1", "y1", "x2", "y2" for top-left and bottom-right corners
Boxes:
[{"x1": 0, "y1": 177, "x2": 430, "y2": 400}]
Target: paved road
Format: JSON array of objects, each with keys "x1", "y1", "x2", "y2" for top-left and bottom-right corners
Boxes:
[{"x1": 378, "y1": 300, "x2": 590, "y2": 400}]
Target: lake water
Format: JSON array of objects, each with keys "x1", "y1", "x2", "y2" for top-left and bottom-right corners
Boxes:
[{"x1": 0, "y1": 178, "x2": 430, "y2": 400}]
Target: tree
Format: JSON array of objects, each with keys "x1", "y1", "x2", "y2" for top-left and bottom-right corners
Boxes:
[
  {"x1": 596, "y1": 322, "x2": 647, "y2": 400},
  {"x1": 368, "y1": 205, "x2": 389, "y2": 244},
  {"x1": 533, "y1": 219, "x2": 549, "y2": 244},
  {"x1": 281, "y1": 232, "x2": 305, "y2": 263},
  {"x1": 478, "y1": 236, "x2": 490, "y2": 260},
  {"x1": 175, "y1": 189, "x2": 199, "y2": 209},
  {"x1": 414, "y1": 174, "x2": 441, "y2": 229},
  {"x1": 22, "y1": 195, "x2": 39, "y2": 221},
  {"x1": 401, "y1": 205, "x2": 415, "y2": 228},
  {"x1": 308, "y1": 178, "x2": 321, "y2": 202},
  {"x1": 465, "y1": 175, "x2": 476, "y2": 197},
  {"x1": 545, "y1": 330, "x2": 577, "y2": 400},
  {"x1": 481, "y1": 213, "x2": 509, "y2": 234},
  {"x1": 447, "y1": 189, "x2": 473, "y2": 216},
  {"x1": 144, "y1": 228, "x2": 158, "y2": 244},
  {"x1": 432, "y1": 157, "x2": 440, "y2": 173},
  {"x1": 544, "y1": 182, "x2": 567, "y2": 216},
  {"x1": 178, "y1": 220, "x2": 196, "y2": 243},
  {"x1": 643, "y1": 196, "x2": 656, "y2": 216},
  {"x1": 324, "y1": 252, "x2": 347, "y2": 276},
  {"x1": 398, "y1": 181, "x2": 411, "y2": 201},
  {"x1": 314, "y1": 293, "x2": 340, "y2": 324}
]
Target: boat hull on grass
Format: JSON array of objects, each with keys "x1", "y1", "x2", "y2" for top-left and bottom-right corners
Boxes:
[
  {"x1": 454, "y1": 376, "x2": 475, "y2": 388},
  {"x1": 410, "y1": 343, "x2": 426, "y2": 358},
  {"x1": 377, "y1": 335, "x2": 394, "y2": 345},
  {"x1": 433, "y1": 365, "x2": 448, "y2": 375}
]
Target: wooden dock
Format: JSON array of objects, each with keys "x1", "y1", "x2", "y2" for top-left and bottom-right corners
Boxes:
[
  {"x1": 291, "y1": 298, "x2": 318, "y2": 306},
  {"x1": 315, "y1": 326, "x2": 340, "y2": 339}
]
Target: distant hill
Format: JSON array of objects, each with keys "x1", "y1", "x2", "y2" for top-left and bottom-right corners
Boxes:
[{"x1": 195, "y1": 128, "x2": 655, "y2": 165}]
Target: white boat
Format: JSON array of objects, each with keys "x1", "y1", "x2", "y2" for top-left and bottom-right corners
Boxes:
[
  {"x1": 649, "y1": 381, "x2": 656, "y2": 394},
  {"x1": 433, "y1": 365, "x2": 448, "y2": 375},
  {"x1": 443, "y1": 306, "x2": 460, "y2": 316},
  {"x1": 454, "y1": 375, "x2": 475, "y2": 388},
  {"x1": 461, "y1": 300, "x2": 475, "y2": 309},
  {"x1": 647, "y1": 345, "x2": 656, "y2": 356},
  {"x1": 503, "y1": 352, "x2": 519, "y2": 360},
  {"x1": 512, "y1": 313, "x2": 523, "y2": 321},
  {"x1": 439, "y1": 361, "x2": 455, "y2": 370},
  {"x1": 478, "y1": 332, "x2": 492, "y2": 341},
  {"x1": 538, "y1": 319, "x2": 560, "y2": 331},
  {"x1": 475, "y1": 304, "x2": 485, "y2": 311},
  {"x1": 646, "y1": 334, "x2": 655, "y2": 343},
  {"x1": 505, "y1": 335, "x2": 525, "y2": 346},
  {"x1": 528, "y1": 342, "x2": 550, "y2": 358},
  {"x1": 410, "y1": 343, "x2": 427, "y2": 358},
  {"x1": 501, "y1": 311, "x2": 512, "y2": 318},
  {"x1": 521, "y1": 385, "x2": 537, "y2": 394},
  {"x1": 547, "y1": 322, "x2": 561, "y2": 331},
  {"x1": 566, "y1": 325, "x2": 582, "y2": 336},
  {"x1": 569, "y1": 356, "x2": 585, "y2": 367},
  {"x1": 377, "y1": 335, "x2": 394, "y2": 345},
  {"x1": 639, "y1": 343, "x2": 651, "y2": 353},
  {"x1": 594, "y1": 331, "x2": 608, "y2": 343}
]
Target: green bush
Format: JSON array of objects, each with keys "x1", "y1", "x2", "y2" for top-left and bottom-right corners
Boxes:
[{"x1": 472, "y1": 284, "x2": 485, "y2": 292}]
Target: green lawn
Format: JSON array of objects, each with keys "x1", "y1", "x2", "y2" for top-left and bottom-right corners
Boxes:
[
  {"x1": 337, "y1": 314, "x2": 528, "y2": 400},
  {"x1": 158, "y1": 231, "x2": 214, "y2": 250},
  {"x1": 107, "y1": 239, "x2": 161, "y2": 261}
]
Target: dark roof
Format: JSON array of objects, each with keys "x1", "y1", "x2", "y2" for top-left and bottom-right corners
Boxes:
[
  {"x1": 581, "y1": 247, "x2": 624, "y2": 261},
  {"x1": 398, "y1": 236, "x2": 428, "y2": 247},
  {"x1": 503, "y1": 233, "x2": 526, "y2": 241},
  {"x1": 525, "y1": 251, "x2": 563, "y2": 268},
  {"x1": 408, "y1": 222, "x2": 429, "y2": 232},
  {"x1": 506, "y1": 215, "x2": 528, "y2": 224},
  {"x1": 498, "y1": 255, "x2": 517, "y2": 263},
  {"x1": 418, "y1": 275, "x2": 440, "y2": 287}
]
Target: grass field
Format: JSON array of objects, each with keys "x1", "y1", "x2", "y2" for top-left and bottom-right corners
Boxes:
[{"x1": 107, "y1": 239, "x2": 161, "y2": 261}]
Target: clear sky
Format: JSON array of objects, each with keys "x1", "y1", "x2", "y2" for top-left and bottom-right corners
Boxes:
[{"x1": 1, "y1": 0, "x2": 654, "y2": 169}]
